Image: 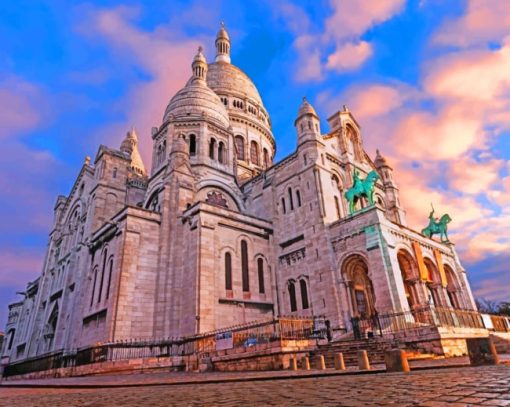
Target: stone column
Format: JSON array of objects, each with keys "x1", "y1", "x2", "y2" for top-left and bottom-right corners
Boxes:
[
  {"x1": 384, "y1": 349, "x2": 410, "y2": 372},
  {"x1": 357, "y1": 350, "x2": 370, "y2": 370},
  {"x1": 467, "y1": 338, "x2": 500, "y2": 366},
  {"x1": 334, "y1": 353, "x2": 346, "y2": 370}
]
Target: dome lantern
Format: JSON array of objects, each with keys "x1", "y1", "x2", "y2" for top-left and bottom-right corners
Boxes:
[
  {"x1": 192, "y1": 46, "x2": 208, "y2": 81},
  {"x1": 215, "y1": 22, "x2": 231, "y2": 63}
]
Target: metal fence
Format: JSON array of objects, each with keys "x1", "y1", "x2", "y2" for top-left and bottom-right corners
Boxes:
[
  {"x1": 352, "y1": 306, "x2": 486, "y2": 339},
  {"x1": 2, "y1": 316, "x2": 326, "y2": 377},
  {"x1": 489, "y1": 314, "x2": 510, "y2": 332}
]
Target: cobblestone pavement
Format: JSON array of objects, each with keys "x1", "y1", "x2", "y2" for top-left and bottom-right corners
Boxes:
[{"x1": 1, "y1": 365, "x2": 510, "y2": 407}]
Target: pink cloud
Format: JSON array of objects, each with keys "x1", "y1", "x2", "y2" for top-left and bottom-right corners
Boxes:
[
  {"x1": 325, "y1": 0, "x2": 406, "y2": 41},
  {"x1": 78, "y1": 5, "x2": 209, "y2": 163},
  {"x1": 0, "y1": 249, "x2": 44, "y2": 287},
  {"x1": 0, "y1": 76, "x2": 48, "y2": 139},
  {"x1": 433, "y1": 0, "x2": 510, "y2": 48},
  {"x1": 280, "y1": 0, "x2": 405, "y2": 82},
  {"x1": 424, "y1": 40, "x2": 510, "y2": 103},
  {"x1": 326, "y1": 41, "x2": 373, "y2": 72}
]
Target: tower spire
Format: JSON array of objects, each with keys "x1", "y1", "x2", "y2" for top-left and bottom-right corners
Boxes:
[{"x1": 215, "y1": 22, "x2": 231, "y2": 63}]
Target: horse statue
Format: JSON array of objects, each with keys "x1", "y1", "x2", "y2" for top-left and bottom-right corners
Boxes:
[
  {"x1": 421, "y1": 205, "x2": 452, "y2": 242},
  {"x1": 344, "y1": 170, "x2": 380, "y2": 214}
]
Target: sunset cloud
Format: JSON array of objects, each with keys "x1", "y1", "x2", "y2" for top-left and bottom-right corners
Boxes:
[
  {"x1": 433, "y1": 0, "x2": 510, "y2": 48},
  {"x1": 78, "y1": 5, "x2": 206, "y2": 162},
  {"x1": 281, "y1": 0, "x2": 405, "y2": 82}
]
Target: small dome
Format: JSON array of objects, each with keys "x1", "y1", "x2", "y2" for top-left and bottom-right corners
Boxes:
[
  {"x1": 193, "y1": 46, "x2": 207, "y2": 64},
  {"x1": 163, "y1": 81, "x2": 230, "y2": 128},
  {"x1": 216, "y1": 22, "x2": 230, "y2": 41},
  {"x1": 374, "y1": 149, "x2": 388, "y2": 167},
  {"x1": 295, "y1": 97, "x2": 319, "y2": 124},
  {"x1": 163, "y1": 49, "x2": 230, "y2": 128}
]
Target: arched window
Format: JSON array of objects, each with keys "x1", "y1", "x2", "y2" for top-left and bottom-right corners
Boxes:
[
  {"x1": 257, "y1": 258, "x2": 265, "y2": 294},
  {"x1": 218, "y1": 142, "x2": 225, "y2": 164},
  {"x1": 97, "y1": 250, "x2": 107, "y2": 303},
  {"x1": 288, "y1": 187, "x2": 294, "y2": 210},
  {"x1": 7, "y1": 328, "x2": 15, "y2": 351},
  {"x1": 288, "y1": 282, "x2": 297, "y2": 312},
  {"x1": 296, "y1": 190, "x2": 302, "y2": 207},
  {"x1": 250, "y1": 141, "x2": 259, "y2": 166},
  {"x1": 90, "y1": 267, "x2": 98, "y2": 307},
  {"x1": 300, "y1": 279, "x2": 309, "y2": 309},
  {"x1": 189, "y1": 134, "x2": 196, "y2": 156},
  {"x1": 334, "y1": 196, "x2": 341, "y2": 220},
  {"x1": 263, "y1": 148, "x2": 269, "y2": 168},
  {"x1": 235, "y1": 136, "x2": 245, "y2": 161},
  {"x1": 225, "y1": 252, "x2": 232, "y2": 290},
  {"x1": 281, "y1": 197, "x2": 286, "y2": 214},
  {"x1": 209, "y1": 138, "x2": 216, "y2": 160},
  {"x1": 445, "y1": 265, "x2": 461, "y2": 309},
  {"x1": 241, "y1": 240, "x2": 249, "y2": 292},
  {"x1": 106, "y1": 257, "x2": 114, "y2": 300}
]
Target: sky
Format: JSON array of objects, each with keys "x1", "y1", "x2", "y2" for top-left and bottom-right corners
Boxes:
[{"x1": 1, "y1": 0, "x2": 510, "y2": 328}]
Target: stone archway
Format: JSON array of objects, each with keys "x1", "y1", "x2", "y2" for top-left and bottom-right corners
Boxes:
[
  {"x1": 342, "y1": 255, "x2": 376, "y2": 318},
  {"x1": 397, "y1": 249, "x2": 420, "y2": 309}
]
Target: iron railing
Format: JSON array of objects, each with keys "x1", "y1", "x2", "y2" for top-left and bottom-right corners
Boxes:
[
  {"x1": 2, "y1": 316, "x2": 326, "y2": 377},
  {"x1": 490, "y1": 314, "x2": 510, "y2": 332},
  {"x1": 352, "y1": 306, "x2": 485, "y2": 339}
]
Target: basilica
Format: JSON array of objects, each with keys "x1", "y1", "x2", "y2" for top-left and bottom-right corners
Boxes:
[{"x1": 2, "y1": 25, "x2": 478, "y2": 364}]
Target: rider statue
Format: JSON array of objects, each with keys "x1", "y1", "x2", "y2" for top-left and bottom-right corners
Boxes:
[
  {"x1": 422, "y1": 203, "x2": 452, "y2": 243},
  {"x1": 353, "y1": 170, "x2": 362, "y2": 190}
]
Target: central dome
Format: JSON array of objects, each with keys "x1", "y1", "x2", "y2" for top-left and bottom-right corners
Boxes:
[{"x1": 206, "y1": 62, "x2": 263, "y2": 105}]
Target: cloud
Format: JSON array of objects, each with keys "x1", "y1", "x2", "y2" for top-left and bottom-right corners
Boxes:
[
  {"x1": 77, "y1": 5, "x2": 208, "y2": 162},
  {"x1": 433, "y1": 0, "x2": 510, "y2": 48},
  {"x1": 0, "y1": 76, "x2": 49, "y2": 138},
  {"x1": 0, "y1": 249, "x2": 44, "y2": 287},
  {"x1": 279, "y1": 0, "x2": 405, "y2": 82},
  {"x1": 324, "y1": 0, "x2": 406, "y2": 41},
  {"x1": 326, "y1": 41, "x2": 373, "y2": 72}
]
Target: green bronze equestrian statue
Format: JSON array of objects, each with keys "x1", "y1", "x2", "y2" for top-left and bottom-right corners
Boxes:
[
  {"x1": 421, "y1": 204, "x2": 452, "y2": 243},
  {"x1": 345, "y1": 169, "x2": 380, "y2": 214}
]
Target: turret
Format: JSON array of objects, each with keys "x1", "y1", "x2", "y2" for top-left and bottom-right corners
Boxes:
[
  {"x1": 374, "y1": 149, "x2": 406, "y2": 225},
  {"x1": 294, "y1": 97, "x2": 321, "y2": 146},
  {"x1": 215, "y1": 22, "x2": 231, "y2": 63},
  {"x1": 120, "y1": 127, "x2": 146, "y2": 176}
]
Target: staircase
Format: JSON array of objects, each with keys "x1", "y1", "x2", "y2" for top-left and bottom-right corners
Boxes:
[{"x1": 309, "y1": 337, "x2": 394, "y2": 367}]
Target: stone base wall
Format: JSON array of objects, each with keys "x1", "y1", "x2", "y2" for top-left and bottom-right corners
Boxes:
[
  {"x1": 389, "y1": 326, "x2": 490, "y2": 357},
  {"x1": 490, "y1": 332, "x2": 510, "y2": 353},
  {"x1": 2, "y1": 356, "x2": 186, "y2": 381}
]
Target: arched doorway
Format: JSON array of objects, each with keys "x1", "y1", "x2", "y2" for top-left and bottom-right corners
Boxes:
[
  {"x1": 397, "y1": 250, "x2": 420, "y2": 309},
  {"x1": 342, "y1": 255, "x2": 376, "y2": 318}
]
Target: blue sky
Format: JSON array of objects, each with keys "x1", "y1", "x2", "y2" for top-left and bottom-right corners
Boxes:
[{"x1": 1, "y1": 0, "x2": 510, "y2": 327}]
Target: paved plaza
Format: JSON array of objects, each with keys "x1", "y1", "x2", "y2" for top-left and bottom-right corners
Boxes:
[{"x1": 1, "y1": 364, "x2": 510, "y2": 406}]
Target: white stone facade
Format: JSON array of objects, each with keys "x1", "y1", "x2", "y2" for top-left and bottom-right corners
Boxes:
[{"x1": 1, "y1": 25, "x2": 477, "y2": 363}]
